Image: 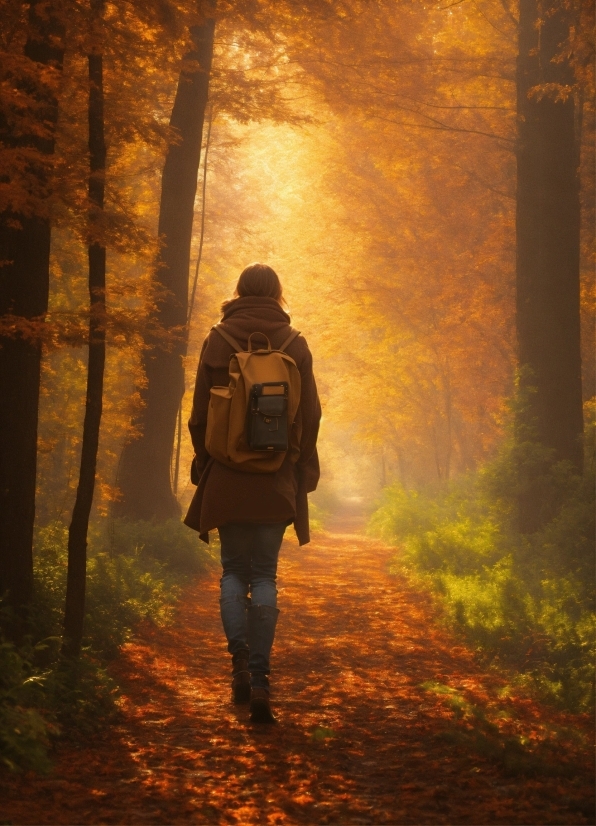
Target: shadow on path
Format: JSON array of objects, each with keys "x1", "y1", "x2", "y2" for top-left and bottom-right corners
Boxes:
[{"x1": 1, "y1": 519, "x2": 594, "y2": 824}]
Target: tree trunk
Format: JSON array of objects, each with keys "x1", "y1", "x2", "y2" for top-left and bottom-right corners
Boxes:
[
  {"x1": 173, "y1": 106, "x2": 213, "y2": 497},
  {"x1": 115, "y1": 18, "x2": 216, "y2": 521},
  {"x1": 516, "y1": 0, "x2": 583, "y2": 494},
  {"x1": 62, "y1": 14, "x2": 106, "y2": 658},
  {"x1": 0, "y1": 0, "x2": 64, "y2": 626}
]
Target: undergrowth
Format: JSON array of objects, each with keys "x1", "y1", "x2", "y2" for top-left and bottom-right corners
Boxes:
[
  {"x1": 309, "y1": 483, "x2": 342, "y2": 530},
  {"x1": 0, "y1": 519, "x2": 215, "y2": 772},
  {"x1": 307, "y1": 500, "x2": 327, "y2": 532},
  {"x1": 370, "y1": 408, "x2": 595, "y2": 714}
]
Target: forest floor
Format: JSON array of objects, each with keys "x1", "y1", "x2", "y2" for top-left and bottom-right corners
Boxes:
[{"x1": 1, "y1": 510, "x2": 594, "y2": 825}]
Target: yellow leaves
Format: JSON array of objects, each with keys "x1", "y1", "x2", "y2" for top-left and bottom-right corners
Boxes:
[
  {"x1": 10, "y1": 0, "x2": 588, "y2": 516},
  {"x1": 186, "y1": 87, "x2": 517, "y2": 491},
  {"x1": 528, "y1": 81, "x2": 575, "y2": 102}
]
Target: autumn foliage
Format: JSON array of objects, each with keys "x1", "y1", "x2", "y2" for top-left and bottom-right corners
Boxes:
[
  {"x1": 0, "y1": 0, "x2": 594, "y2": 816},
  {"x1": 2, "y1": 527, "x2": 595, "y2": 823}
]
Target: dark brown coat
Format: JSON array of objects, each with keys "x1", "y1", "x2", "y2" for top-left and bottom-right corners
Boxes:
[{"x1": 184, "y1": 296, "x2": 321, "y2": 544}]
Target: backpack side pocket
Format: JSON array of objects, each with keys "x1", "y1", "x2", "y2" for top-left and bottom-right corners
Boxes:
[{"x1": 206, "y1": 386, "x2": 233, "y2": 464}]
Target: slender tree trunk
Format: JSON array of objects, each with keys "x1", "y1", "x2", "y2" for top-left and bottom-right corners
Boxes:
[
  {"x1": 173, "y1": 106, "x2": 213, "y2": 497},
  {"x1": 441, "y1": 368, "x2": 452, "y2": 481},
  {"x1": 516, "y1": 0, "x2": 583, "y2": 507},
  {"x1": 431, "y1": 425, "x2": 442, "y2": 481},
  {"x1": 396, "y1": 448, "x2": 407, "y2": 487},
  {"x1": 0, "y1": 0, "x2": 64, "y2": 627},
  {"x1": 116, "y1": 17, "x2": 216, "y2": 521},
  {"x1": 62, "y1": 9, "x2": 106, "y2": 657}
]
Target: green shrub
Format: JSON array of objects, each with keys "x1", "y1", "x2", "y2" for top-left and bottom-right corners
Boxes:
[
  {"x1": 369, "y1": 426, "x2": 596, "y2": 713},
  {"x1": 369, "y1": 484, "x2": 439, "y2": 543},
  {"x1": 0, "y1": 641, "x2": 54, "y2": 772},
  {"x1": 109, "y1": 518, "x2": 216, "y2": 576},
  {"x1": 29, "y1": 522, "x2": 69, "y2": 642},
  {"x1": 0, "y1": 517, "x2": 215, "y2": 772},
  {"x1": 39, "y1": 654, "x2": 119, "y2": 734},
  {"x1": 83, "y1": 551, "x2": 180, "y2": 658},
  {"x1": 307, "y1": 499, "x2": 327, "y2": 532},
  {"x1": 30, "y1": 518, "x2": 216, "y2": 657},
  {"x1": 405, "y1": 517, "x2": 503, "y2": 576}
]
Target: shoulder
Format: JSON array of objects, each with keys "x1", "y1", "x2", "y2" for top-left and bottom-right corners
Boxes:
[
  {"x1": 284, "y1": 331, "x2": 313, "y2": 370},
  {"x1": 199, "y1": 325, "x2": 233, "y2": 368}
]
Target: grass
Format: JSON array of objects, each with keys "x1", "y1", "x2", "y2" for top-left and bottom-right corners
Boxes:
[
  {"x1": 369, "y1": 418, "x2": 595, "y2": 714},
  {"x1": 0, "y1": 518, "x2": 215, "y2": 772}
]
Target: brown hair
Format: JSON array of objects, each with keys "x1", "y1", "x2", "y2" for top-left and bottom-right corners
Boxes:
[{"x1": 221, "y1": 263, "x2": 285, "y2": 312}]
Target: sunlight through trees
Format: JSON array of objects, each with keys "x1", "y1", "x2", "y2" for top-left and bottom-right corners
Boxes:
[{"x1": 0, "y1": 0, "x2": 593, "y2": 788}]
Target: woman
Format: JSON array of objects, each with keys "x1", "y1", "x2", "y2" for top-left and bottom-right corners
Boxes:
[{"x1": 184, "y1": 263, "x2": 321, "y2": 723}]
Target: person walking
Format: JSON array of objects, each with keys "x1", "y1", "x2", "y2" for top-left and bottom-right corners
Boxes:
[{"x1": 184, "y1": 263, "x2": 321, "y2": 723}]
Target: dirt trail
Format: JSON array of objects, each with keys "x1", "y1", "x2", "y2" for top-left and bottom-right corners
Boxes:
[{"x1": 2, "y1": 523, "x2": 594, "y2": 825}]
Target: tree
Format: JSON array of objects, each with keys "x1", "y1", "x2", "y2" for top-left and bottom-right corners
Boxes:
[
  {"x1": 62, "y1": 0, "x2": 107, "y2": 657},
  {"x1": 0, "y1": 0, "x2": 64, "y2": 624},
  {"x1": 114, "y1": 0, "x2": 359, "y2": 520},
  {"x1": 116, "y1": 15, "x2": 216, "y2": 520},
  {"x1": 268, "y1": 1, "x2": 517, "y2": 486},
  {"x1": 31, "y1": 0, "x2": 201, "y2": 528},
  {"x1": 516, "y1": 0, "x2": 584, "y2": 529}
]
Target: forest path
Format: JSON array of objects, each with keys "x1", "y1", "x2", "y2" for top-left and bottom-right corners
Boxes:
[{"x1": 2, "y1": 520, "x2": 594, "y2": 825}]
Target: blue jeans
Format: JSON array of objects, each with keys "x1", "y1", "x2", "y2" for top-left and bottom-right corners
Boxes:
[{"x1": 218, "y1": 522, "x2": 286, "y2": 689}]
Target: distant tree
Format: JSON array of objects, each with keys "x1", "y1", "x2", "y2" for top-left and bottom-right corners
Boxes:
[
  {"x1": 116, "y1": 15, "x2": 216, "y2": 520},
  {"x1": 0, "y1": 0, "x2": 64, "y2": 626},
  {"x1": 62, "y1": 0, "x2": 107, "y2": 658},
  {"x1": 516, "y1": 0, "x2": 584, "y2": 529},
  {"x1": 282, "y1": 1, "x2": 517, "y2": 485},
  {"x1": 115, "y1": 0, "x2": 358, "y2": 520}
]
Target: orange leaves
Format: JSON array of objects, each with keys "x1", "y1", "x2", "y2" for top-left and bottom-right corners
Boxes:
[
  {"x1": 3, "y1": 526, "x2": 594, "y2": 824},
  {"x1": 191, "y1": 5, "x2": 522, "y2": 494}
]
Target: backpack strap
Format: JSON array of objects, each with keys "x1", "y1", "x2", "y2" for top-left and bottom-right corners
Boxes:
[
  {"x1": 279, "y1": 328, "x2": 301, "y2": 352},
  {"x1": 212, "y1": 323, "x2": 242, "y2": 352}
]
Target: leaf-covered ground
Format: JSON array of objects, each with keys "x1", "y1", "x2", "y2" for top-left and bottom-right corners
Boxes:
[{"x1": 1, "y1": 518, "x2": 594, "y2": 825}]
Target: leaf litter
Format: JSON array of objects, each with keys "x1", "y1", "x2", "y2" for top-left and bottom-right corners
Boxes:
[{"x1": 0, "y1": 524, "x2": 594, "y2": 825}]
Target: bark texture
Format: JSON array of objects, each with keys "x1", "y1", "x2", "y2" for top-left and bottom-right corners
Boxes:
[
  {"x1": 63, "y1": 23, "x2": 106, "y2": 657},
  {"x1": 516, "y1": 0, "x2": 583, "y2": 490},
  {"x1": 116, "y1": 19, "x2": 215, "y2": 521},
  {"x1": 0, "y1": 0, "x2": 64, "y2": 621}
]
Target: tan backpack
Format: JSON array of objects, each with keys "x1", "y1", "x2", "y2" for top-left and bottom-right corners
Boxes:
[{"x1": 205, "y1": 325, "x2": 302, "y2": 473}]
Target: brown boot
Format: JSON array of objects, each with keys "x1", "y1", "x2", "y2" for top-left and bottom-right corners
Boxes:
[
  {"x1": 249, "y1": 687, "x2": 275, "y2": 723},
  {"x1": 231, "y1": 656, "x2": 250, "y2": 704}
]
